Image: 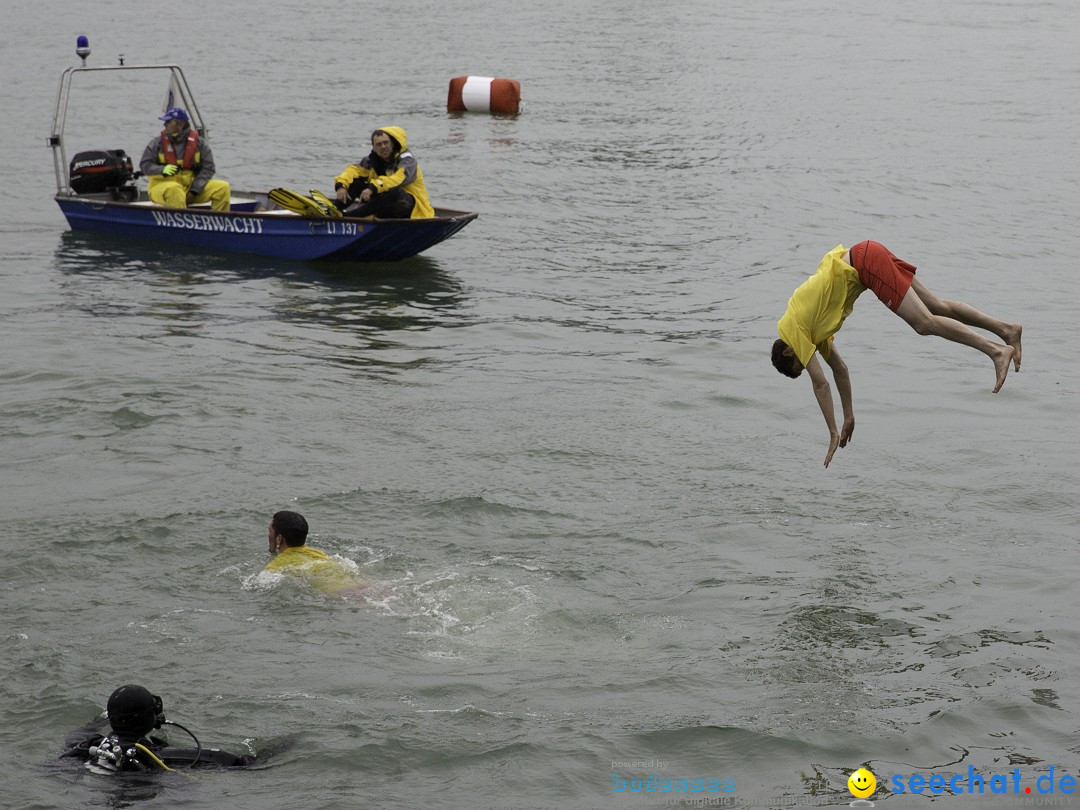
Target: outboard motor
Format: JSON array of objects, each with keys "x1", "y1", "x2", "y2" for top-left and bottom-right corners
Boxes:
[{"x1": 69, "y1": 149, "x2": 138, "y2": 200}]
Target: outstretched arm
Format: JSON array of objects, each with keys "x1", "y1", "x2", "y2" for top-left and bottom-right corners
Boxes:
[
  {"x1": 805, "y1": 349, "x2": 855, "y2": 468},
  {"x1": 823, "y1": 347, "x2": 855, "y2": 451},
  {"x1": 804, "y1": 355, "x2": 839, "y2": 467}
]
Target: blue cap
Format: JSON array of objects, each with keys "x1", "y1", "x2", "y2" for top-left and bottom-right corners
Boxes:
[{"x1": 159, "y1": 107, "x2": 189, "y2": 123}]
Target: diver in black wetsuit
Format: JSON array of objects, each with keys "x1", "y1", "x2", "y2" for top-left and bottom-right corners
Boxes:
[{"x1": 60, "y1": 684, "x2": 254, "y2": 772}]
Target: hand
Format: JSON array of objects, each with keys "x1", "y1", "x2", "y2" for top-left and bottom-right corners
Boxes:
[
  {"x1": 839, "y1": 415, "x2": 855, "y2": 448},
  {"x1": 335, "y1": 187, "x2": 349, "y2": 204},
  {"x1": 824, "y1": 430, "x2": 840, "y2": 468},
  {"x1": 162, "y1": 164, "x2": 179, "y2": 177},
  {"x1": 359, "y1": 188, "x2": 373, "y2": 204}
]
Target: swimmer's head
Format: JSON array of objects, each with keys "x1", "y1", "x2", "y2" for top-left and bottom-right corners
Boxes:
[
  {"x1": 106, "y1": 684, "x2": 164, "y2": 742},
  {"x1": 771, "y1": 339, "x2": 803, "y2": 378},
  {"x1": 270, "y1": 510, "x2": 309, "y2": 548}
]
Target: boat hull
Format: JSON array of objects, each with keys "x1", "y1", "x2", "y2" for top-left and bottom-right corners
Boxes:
[{"x1": 55, "y1": 193, "x2": 478, "y2": 262}]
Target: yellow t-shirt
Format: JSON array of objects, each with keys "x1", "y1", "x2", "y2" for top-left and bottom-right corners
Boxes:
[
  {"x1": 262, "y1": 546, "x2": 360, "y2": 594},
  {"x1": 776, "y1": 244, "x2": 865, "y2": 366}
]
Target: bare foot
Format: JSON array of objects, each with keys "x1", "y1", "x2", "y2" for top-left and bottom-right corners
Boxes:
[
  {"x1": 992, "y1": 345, "x2": 1015, "y2": 393},
  {"x1": 1001, "y1": 323, "x2": 1022, "y2": 371}
]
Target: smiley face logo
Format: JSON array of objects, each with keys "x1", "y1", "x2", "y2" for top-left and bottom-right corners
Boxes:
[{"x1": 848, "y1": 767, "x2": 876, "y2": 798}]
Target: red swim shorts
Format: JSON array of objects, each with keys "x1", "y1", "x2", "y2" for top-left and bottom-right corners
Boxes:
[{"x1": 849, "y1": 240, "x2": 916, "y2": 312}]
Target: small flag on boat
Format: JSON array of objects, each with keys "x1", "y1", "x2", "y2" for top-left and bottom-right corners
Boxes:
[{"x1": 162, "y1": 74, "x2": 183, "y2": 113}]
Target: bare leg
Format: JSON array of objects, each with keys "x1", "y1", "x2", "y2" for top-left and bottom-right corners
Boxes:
[
  {"x1": 895, "y1": 285, "x2": 1015, "y2": 393},
  {"x1": 911, "y1": 278, "x2": 1022, "y2": 370}
]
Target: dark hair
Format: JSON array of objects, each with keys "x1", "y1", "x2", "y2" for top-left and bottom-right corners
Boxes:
[
  {"x1": 367, "y1": 130, "x2": 401, "y2": 174},
  {"x1": 271, "y1": 510, "x2": 309, "y2": 547},
  {"x1": 771, "y1": 339, "x2": 802, "y2": 378},
  {"x1": 371, "y1": 129, "x2": 401, "y2": 151}
]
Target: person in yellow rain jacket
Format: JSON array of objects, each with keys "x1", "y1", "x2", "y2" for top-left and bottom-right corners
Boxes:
[
  {"x1": 333, "y1": 126, "x2": 434, "y2": 219},
  {"x1": 139, "y1": 107, "x2": 231, "y2": 211},
  {"x1": 263, "y1": 510, "x2": 369, "y2": 595}
]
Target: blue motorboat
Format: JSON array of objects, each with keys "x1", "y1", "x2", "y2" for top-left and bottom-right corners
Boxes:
[{"x1": 48, "y1": 44, "x2": 477, "y2": 262}]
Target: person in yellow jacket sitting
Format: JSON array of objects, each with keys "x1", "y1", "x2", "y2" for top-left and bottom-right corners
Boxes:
[
  {"x1": 139, "y1": 107, "x2": 231, "y2": 211},
  {"x1": 333, "y1": 126, "x2": 434, "y2": 219},
  {"x1": 263, "y1": 510, "x2": 370, "y2": 596}
]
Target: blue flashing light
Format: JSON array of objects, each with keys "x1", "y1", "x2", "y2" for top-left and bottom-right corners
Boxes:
[{"x1": 76, "y1": 35, "x2": 90, "y2": 61}]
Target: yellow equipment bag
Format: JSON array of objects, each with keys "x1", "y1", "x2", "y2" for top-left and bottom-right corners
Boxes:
[{"x1": 268, "y1": 187, "x2": 342, "y2": 218}]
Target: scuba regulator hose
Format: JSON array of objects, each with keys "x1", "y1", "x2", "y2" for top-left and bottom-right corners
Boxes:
[
  {"x1": 134, "y1": 743, "x2": 171, "y2": 771},
  {"x1": 162, "y1": 719, "x2": 202, "y2": 768}
]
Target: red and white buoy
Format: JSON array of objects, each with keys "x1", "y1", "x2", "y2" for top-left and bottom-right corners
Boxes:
[{"x1": 447, "y1": 76, "x2": 521, "y2": 115}]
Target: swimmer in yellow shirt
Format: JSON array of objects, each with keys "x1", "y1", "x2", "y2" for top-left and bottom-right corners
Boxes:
[
  {"x1": 264, "y1": 511, "x2": 370, "y2": 596},
  {"x1": 772, "y1": 241, "x2": 1022, "y2": 468}
]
